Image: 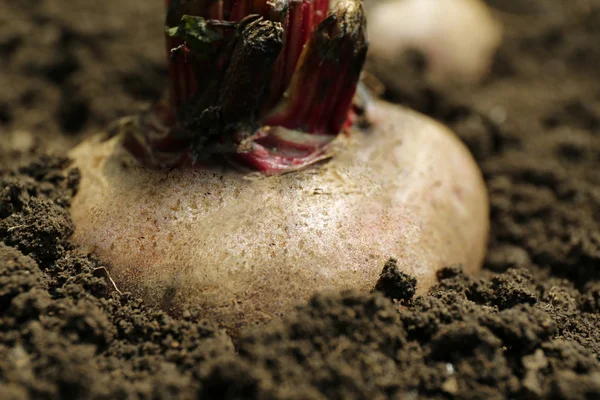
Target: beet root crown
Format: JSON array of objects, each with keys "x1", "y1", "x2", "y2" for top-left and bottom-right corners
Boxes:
[{"x1": 123, "y1": 0, "x2": 368, "y2": 173}]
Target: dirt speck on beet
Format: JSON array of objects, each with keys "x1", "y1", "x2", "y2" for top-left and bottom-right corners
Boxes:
[{"x1": 1, "y1": 0, "x2": 600, "y2": 398}]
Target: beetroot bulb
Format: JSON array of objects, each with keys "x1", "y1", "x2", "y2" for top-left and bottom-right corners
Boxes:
[{"x1": 68, "y1": 0, "x2": 488, "y2": 332}]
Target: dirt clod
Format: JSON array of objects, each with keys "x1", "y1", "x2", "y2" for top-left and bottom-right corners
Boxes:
[{"x1": 374, "y1": 258, "x2": 417, "y2": 303}]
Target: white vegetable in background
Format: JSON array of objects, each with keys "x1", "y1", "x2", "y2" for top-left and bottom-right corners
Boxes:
[{"x1": 367, "y1": 0, "x2": 503, "y2": 85}]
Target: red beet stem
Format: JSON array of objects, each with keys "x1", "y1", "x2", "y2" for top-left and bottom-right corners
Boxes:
[
  {"x1": 130, "y1": 0, "x2": 366, "y2": 172},
  {"x1": 265, "y1": 1, "x2": 367, "y2": 134}
]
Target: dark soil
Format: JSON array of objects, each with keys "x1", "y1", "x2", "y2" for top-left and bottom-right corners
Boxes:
[{"x1": 1, "y1": 0, "x2": 599, "y2": 399}]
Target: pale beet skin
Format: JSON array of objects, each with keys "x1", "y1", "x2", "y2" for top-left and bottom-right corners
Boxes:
[
  {"x1": 68, "y1": 99, "x2": 488, "y2": 332},
  {"x1": 67, "y1": 0, "x2": 489, "y2": 332}
]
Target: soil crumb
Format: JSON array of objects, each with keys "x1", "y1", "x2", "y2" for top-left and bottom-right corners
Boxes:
[{"x1": 1, "y1": 0, "x2": 599, "y2": 399}]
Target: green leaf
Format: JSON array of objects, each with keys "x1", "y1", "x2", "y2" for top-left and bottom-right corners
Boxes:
[{"x1": 166, "y1": 15, "x2": 223, "y2": 55}]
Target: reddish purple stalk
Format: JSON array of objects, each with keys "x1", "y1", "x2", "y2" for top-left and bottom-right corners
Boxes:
[{"x1": 125, "y1": 0, "x2": 368, "y2": 174}]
